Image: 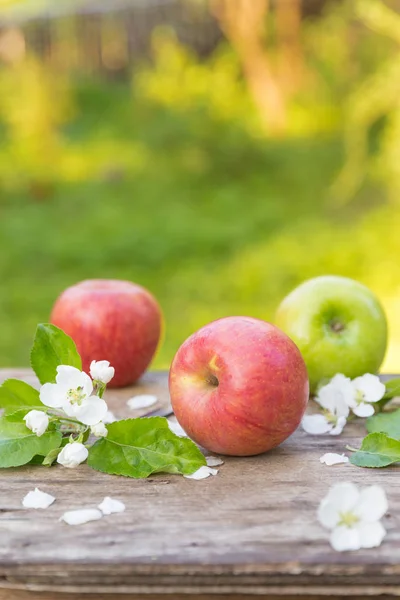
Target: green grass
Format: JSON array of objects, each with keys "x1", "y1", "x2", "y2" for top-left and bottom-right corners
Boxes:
[{"x1": 0, "y1": 79, "x2": 389, "y2": 370}]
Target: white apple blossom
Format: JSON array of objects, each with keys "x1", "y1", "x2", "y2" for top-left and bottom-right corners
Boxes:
[
  {"x1": 40, "y1": 365, "x2": 108, "y2": 426},
  {"x1": 346, "y1": 374, "x2": 386, "y2": 417},
  {"x1": 22, "y1": 488, "x2": 55, "y2": 509},
  {"x1": 98, "y1": 497, "x2": 126, "y2": 515},
  {"x1": 319, "y1": 453, "x2": 349, "y2": 466},
  {"x1": 91, "y1": 422, "x2": 108, "y2": 437},
  {"x1": 184, "y1": 466, "x2": 218, "y2": 480},
  {"x1": 23, "y1": 410, "x2": 49, "y2": 437},
  {"x1": 90, "y1": 360, "x2": 115, "y2": 384},
  {"x1": 60, "y1": 508, "x2": 103, "y2": 526},
  {"x1": 318, "y1": 483, "x2": 388, "y2": 551},
  {"x1": 302, "y1": 374, "x2": 352, "y2": 435},
  {"x1": 57, "y1": 442, "x2": 88, "y2": 468}
]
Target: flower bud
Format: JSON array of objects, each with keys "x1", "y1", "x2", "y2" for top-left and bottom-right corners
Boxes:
[
  {"x1": 90, "y1": 360, "x2": 115, "y2": 384},
  {"x1": 57, "y1": 442, "x2": 88, "y2": 468},
  {"x1": 91, "y1": 422, "x2": 108, "y2": 437},
  {"x1": 23, "y1": 410, "x2": 49, "y2": 437}
]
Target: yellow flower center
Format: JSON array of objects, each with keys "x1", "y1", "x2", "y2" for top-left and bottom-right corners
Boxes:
[
  {"x1": 338, "y1": 511, "x2": 359, "y2": 528},
  {"x1": 67, "y1": 386, "x2": 85, "y2": 406}
]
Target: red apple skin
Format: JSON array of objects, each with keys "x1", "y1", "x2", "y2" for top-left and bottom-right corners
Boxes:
[
  {"x1": 169, "y1": 316, "x2": 309, "y2": 456},
  {"x1": 50, "y1": 279, "x2": 162, "y2": 388}
]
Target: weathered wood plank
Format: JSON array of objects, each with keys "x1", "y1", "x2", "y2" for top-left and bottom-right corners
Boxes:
[
  {"x1": 1, "y1": 589, "x2": 385, "y2": 600},
  {"x1": 0, "y1": 369, "x2": 400, "y2": 597}
]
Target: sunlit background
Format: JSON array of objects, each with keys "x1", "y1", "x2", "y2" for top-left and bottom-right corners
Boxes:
[{"x1": 0, "y1": 0, "x2": 400, "y2": 371}]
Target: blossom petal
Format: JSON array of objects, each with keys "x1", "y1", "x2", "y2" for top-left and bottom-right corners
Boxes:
[
  {"x1": 98, "y1": 497, "x2": 126, "y2": 515},
  {"x1": 168, "y1": 419, "x2": 188, "y2": 437},
  {"x1": 317, "y1": 377, "x2": 352, "y2": 416},
  {"x1": 184, "y1": 466, "x2": 218, "y2": 480},
  {"x1": 302, "y1": 414, "x2": 332, "y2": 435},
  {"x1": 355, "y1": 485, "x2": 388, "y2": 522},
  {"x1": 352, "y1": 403, "x2": 375, "y2": 418},
  {"x1": 356, "y1": 520, "x2": 386, "y2": 549},
  {"x1": 103, "y1": 410, "x2": 117, "y2": 424},
  {"x1": 56, "y1": 365, "x2": 93, "y2": 397},
  {"x1": 127, "y1": 395, "x2": 158, "y2": 410},
  {"x1": 60, "y1": 509, "x2": 103, "y2": 526},
  {"x1": 22, "y1": 488, "x2": 55, "y2": 509},
  {"x1": 90, "y1": 360, "x2": 115, "y2": 384},
  {"x1": 320, "y1": 453, "x2": 349, "y2": 466},
  {"x1": 40, "y1": 382, "x2": 65, "y2": 408},
  {"x1": 329, "y1": 416, "x2": 347, "y2": 435},
  {"x1": 206, "y1": 456, "x2": 224, "y2": 467},
  {"x1": 318, "y1": 483, "x2": 360, "y2": 529},
  {"x1": 330, "y1": 525, "x2": 361, "y2": 552},
  {"x1": 71, "y1": 396, "x2": 108, "y2": 426},
  {"x1": 352, "y1": 374, "x2": 385, "y2": 403}
]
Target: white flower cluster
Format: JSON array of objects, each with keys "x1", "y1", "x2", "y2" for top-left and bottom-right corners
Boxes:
[
  {"x1": 302, "y1": 373, "x2": 385, "y2": 436},
  {"x1": 23, "y1": 360, "x2": 114, "y2": 468}
]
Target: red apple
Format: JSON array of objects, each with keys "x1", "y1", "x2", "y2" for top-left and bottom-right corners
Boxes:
[
  {"x1": 50, "y1": 279, "x2": 162, "y2": 388},
  {"x1": 169, "y1": 316, "x2": 309, "y2": 456}
]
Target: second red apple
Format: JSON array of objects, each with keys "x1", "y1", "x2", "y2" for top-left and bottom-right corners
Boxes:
[{"x1": 50, "y1": 279, "x2": 162, "y2": 387}]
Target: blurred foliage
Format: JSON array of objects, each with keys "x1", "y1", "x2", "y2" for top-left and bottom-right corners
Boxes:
[
  {"x1": 334, "y1": 0, "x2": 400, "y2": 202},
  {"x1": 1, "y1": 0, "x2": 400, "y2": 374}
]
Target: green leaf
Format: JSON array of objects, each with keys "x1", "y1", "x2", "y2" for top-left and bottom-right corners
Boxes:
[
  {"x1": 350, "y1": 432, "x2": 400, "y2": 468},
  {"x1": 382, "y1": 377, "x2": 400, "y2": 400},
  {"x1": 0, "y1": 418, "x2": 62, "y2": 468},
  {"x1": 0, "y1": 379, "x2": 43, "y2": 415},
  {"x1": 30, "y1": 323, "x2": 82, "y2": 385},
  {"x1": 367, "y1": 408, "x2": 400, "y2": 439},
  {"x1": 87, "y1": 417, "x2": 206, "y2": 479},
  {"x1": 42, "y1": 446, "x2": 62, "y2": 466}
]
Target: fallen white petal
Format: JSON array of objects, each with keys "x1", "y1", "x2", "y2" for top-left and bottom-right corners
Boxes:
[
  {"x1": 98, "y1": 496, "x2": 126, "y2": 515},
  {"x1": 184, "y1": 466, "x2": 218, "y2": 480},
  {"x1": 206, "y1": 456, "x2": 224, "y2": 467},
  {"x1": 320, "y1": 453, "x2": 349, "y2": 466},
  {"x1": 302, "y1": 414, "x2": 331, "y2": 435},
  {"x1": 127, "y1": 395, "x2": 158, "y2": 410},
  {"x1": 168, "y1": 419, "x2": 188, "y2": 437},
  {"x1": 103, "y1": 410, "x2": 117, "y2": 424},
  {"x1": 22, "y1": 488, "x2": 55, "y2": 509},
  {"x1": 60, "y1": 509, "x2": 103, "y2": 526}
]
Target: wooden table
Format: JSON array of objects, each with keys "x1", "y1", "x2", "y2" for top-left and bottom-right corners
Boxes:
[{"x1": 1, "y1": 369, "x2": 400, "y2": 600}]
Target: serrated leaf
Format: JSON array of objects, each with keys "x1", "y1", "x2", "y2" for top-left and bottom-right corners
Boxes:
[
  {"x1": 0, "y1": 379, "x2": 43, "y2": 415},
  {"x1": 87, "y1": 417, "x2": 206, "y2": 479},
  {"x1": 30, "y1": 323, "x2": 82, "y2": 385},
  {"x1": 350, "y1": 432, "x2": 400, "y2": 468},
  {"x1": 382, "y1": 377, "x2": 400, "y2": 400},
  {"x1": 367, "y1": 409, "x2": 400, "y2": 439},
  {"x1": 0, "y1": 418, "x2": 62, "y2": 468}
]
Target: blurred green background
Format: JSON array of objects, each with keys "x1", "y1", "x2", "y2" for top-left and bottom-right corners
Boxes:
[{"x1": 1, "y1": 0, "x2": 400, "y2": 372}]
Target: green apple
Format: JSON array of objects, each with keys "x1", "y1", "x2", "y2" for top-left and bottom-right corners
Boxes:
[{"x1": 275, "y1": 275, "x2": 388, "y2": 394}]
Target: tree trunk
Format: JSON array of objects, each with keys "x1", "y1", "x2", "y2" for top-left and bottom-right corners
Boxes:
[
  {"x1": 211, "y1": 0, "x2": 286, "y2": 134},
  {"x1": 276, "y1": 0, "x2": 304, "y2": 94}
]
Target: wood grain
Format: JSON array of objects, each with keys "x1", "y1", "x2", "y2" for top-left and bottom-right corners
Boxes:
[{"x1": 0, "y1": 369, "x2": 400, "y2": 597}]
